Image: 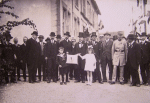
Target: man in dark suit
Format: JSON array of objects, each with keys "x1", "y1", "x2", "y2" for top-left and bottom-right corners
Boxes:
[
  {"x1": 101, "y1": 33, "x2": 113, "y2": 83},
  {"x1": 20, "y1": 36, "x2": 28, "y2": 82},
  {"x1": 127, "y1": 34, "x2": 141, "y2": 87},
  {"x1": 2, "y1": 31, "x2": 17, "y2": 83},
  {"x1": 60, "y1": 32, "x2": 72, "y2": 82},
  {"x1": 89, "y1": 32, "x2": 103, "y2": 84},
  {"x1": 56, "y1": 35, "x2": 61, "y2": 81},
  {"x1": 75, "y1": 32, "x2": 87, "y2": 83},
  {"x1": 139, "y1": 32, "x2": 150, "y2": 86},
  {"x1": 12, "y1": 37, "x2": 21, "y2": 81},
  {"x1": 45, "y1": 32, "x2": 58, "y2": 83},
  {"x1": 26, "y1": 31, "x2": 40, "y2": 83},
  {"x1": 37, "y1": 35, "x2": 46, "y2": 81}
]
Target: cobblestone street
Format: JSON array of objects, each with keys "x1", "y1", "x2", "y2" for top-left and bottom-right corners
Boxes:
[{"x1": 0, "y1": 79, "x2": 150, "y2": 103}]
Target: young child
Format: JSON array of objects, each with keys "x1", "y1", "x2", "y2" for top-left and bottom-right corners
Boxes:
[
  {"x1": 79, "y1": 46, "x2": 96, "y2": 86},
  {"x1": 56, "y1": 47, "x2": 68, "y2": 85}
]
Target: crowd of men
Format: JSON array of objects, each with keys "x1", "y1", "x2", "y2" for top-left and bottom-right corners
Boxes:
[{"x1": 0, "y1": 30, "x2": 150, "y2": 87}]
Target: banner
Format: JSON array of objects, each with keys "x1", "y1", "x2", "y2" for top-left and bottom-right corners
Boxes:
[{"x1": 66, "y1": 54, "x2": 78, "y2": 64}]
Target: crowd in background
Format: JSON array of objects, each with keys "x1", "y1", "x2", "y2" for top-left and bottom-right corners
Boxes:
[{"x1": 0, "y1": 30, "x2": 150, "y2": 87}]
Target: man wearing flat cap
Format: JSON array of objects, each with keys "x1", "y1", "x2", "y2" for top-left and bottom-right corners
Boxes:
[
  {"x1": 139, "y1": 32, "x2": 150, "y2": 86},
  {"x1": 26, "y1": 31, "x2": 40, "y2": 83},
  {"x1": 74, "y1": 32, "x2": 87, "y2": 83},
  {"x1": 45, "y1": 32, "x2": 58, "y2": 83},
  {"x1": 60, "y1": 32, "x2": 72, "y2": 82},
  {"x1": 126, "y1": 34, "x2": 141, "y2": 87},
  {"x1": 2, "y1": 31, "x2": 17, "y2": 83},
  {"x1": 37, "y1": 35, "x2": 46, "y2": 81},
  {"x1": 101, "y1": 33, "x2": 113, "y2": 83},
  {"x1": 89, "y1": 32, "x2": 103, "y2": 84}
]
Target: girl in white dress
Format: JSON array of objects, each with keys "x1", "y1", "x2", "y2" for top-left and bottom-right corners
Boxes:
[{"x1": 79, "y1": 46, "x2": 96, "y2": 86}]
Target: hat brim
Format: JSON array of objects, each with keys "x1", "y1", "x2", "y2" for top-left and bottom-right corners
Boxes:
[
  {"x1": 104, "y1": 34, "x2": 111, "y2": 36},
  {"x1": 31, "y1": 34, "x2": 38, "y2": 36},
  {"x1": 64, "y1": 34, "x2": 71, "y2": 37}
]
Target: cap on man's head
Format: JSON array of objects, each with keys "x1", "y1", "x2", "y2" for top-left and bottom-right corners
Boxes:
[
  {"x1": 104, "y1": 33, "x2": 111, "y2": 36},
  {"x1": 38, "y1": 35, "x2": 44, "y2": 39},
  {"x1": 4, "y1": 31, "x2": 13, "y2": 39},
  {"x1": 64, "y1": 32, "x2": 71, "y2": 37},
  {"x1": 45, "y1": 37, "x2": 50, "y2": 41},
  {"x1": 31, "y1": 31, "x2": 38, "y2": 36},
  {"x1": 127, "y1": 34, "x2": 136, "y2": 40},
  {"x1": 140, "y1": 32, "x2": 147, "y2": 37},
  {"x1": 91, "y1": 32, "x2": 97, "y2": 37},
  {"x1": 56, "y1": 35, "x2": 61, "y2": 39},
  {"x1": 50, "y1": 32, "x2": 56, "y2": 36}
]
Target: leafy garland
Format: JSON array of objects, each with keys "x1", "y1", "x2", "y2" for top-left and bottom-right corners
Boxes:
[
  {"x1": 0, "y1": 18, "x2": 37, "y2": 34},
  {"x1": 0, "y1": 0, "x2": 37, "y2": 34},
  {"x1": 0, "y1": 0, "x2": 19, "y2": 18}
]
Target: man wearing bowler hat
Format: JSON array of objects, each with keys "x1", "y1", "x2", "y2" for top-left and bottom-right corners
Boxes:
[
  {"x1": 139, "y1": 32, "x2": 150, "y2": 86},
  {"x1": 74, "y1": 32, "x2": 87, "y2": 83},
  {"x1": 26, "y1": 31, "x2": 40, "y2": 83},
  {"x1": 89, "y1": 32, "x2": 103, "y2": 84},
  {"x1": 45, "y1": 32, "x2": 58, "y2": 83},
  {"x1": 127, "y1": 34, "x2": 141, "y2": 87},
  {"x1": 101, "y1": 33, "x2": 113, "y2": 83},
  {"x1": 38, "y1": 35, "x2": 46, "y2": 81},
  {"x1": 60, "y1": 32, "x2": 72, "y2": 82},
  {"x1": 2, "y1": 31, "x2": 17, "y2": 83}
]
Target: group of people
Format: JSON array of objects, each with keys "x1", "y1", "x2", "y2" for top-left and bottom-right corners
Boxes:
[{"x1": 0, "y1": 30, "x2": 150, "y2": 87}]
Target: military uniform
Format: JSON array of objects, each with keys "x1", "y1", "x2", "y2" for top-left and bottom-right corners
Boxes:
[{"x1": 111, "y1": 39, "x2": 128, "y2": 83}]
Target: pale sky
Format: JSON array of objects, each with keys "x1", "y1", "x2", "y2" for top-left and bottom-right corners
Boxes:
[{"x1": 96, "y1": 0, "x2": 134, "y2": 34}]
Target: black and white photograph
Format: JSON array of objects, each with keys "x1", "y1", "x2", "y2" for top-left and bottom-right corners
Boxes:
[{"x1": 0, "y1": 0, "x2": 150, "y2": 103}]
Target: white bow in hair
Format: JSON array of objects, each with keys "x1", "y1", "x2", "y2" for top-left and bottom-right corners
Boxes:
[{"x1": 88, "y1": 45, "x2": 93, "y2": 49}]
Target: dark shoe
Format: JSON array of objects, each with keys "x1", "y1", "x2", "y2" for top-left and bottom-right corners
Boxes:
[
  {"x1": 18, "y1": 78, "x2": 21, "y2": 81},
  {"x1": 34, "y1": 80, "x2": 40, "y2": 83},
  {"x1": 136, "y1": 84, "x2": 140, "y2": 87},
  {"x1": 47, "y1": 80, "x2": 50, "y2": 83},
  {"x1": 67, "y1": 80, "x2": 70, "y2": 82},
  {"x1": 29, "y1": 81, "x2": 34, "y2": 83},
  {"x1": 74, "y1": 80, "x2": 80, "y2": 83},
  {"x1": 110, "y1": 82, "x2": 115, "y2": 85},
  {"x1": 99, "y1": 81, "x2": 103, "y2": 84},
  {"x1": 130, "y1": 83, "x2": 136, "y2": 86},
  {"x1": 145, "y1": 83, "x2": 149, "y2": 86},
  {"x1": 60, "y1": 82, "x2": 63, "y2": 85},
  {"x1": 82, "y1": 81, "x2": 85, "y2": 83},
  {"x1": 120, "y1": 82, "x2": 124, "y2": 85},
  {"x1": 103, "y1": 80, "x2": 107, "y2": 82},
  {"x1": 64, "y1": 82, "x2": 67, "y2": 85}
]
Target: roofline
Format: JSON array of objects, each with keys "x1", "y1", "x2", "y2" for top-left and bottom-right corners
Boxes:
[{"x1": 91, "y1": 0, "x2": 101, "y2": 15}]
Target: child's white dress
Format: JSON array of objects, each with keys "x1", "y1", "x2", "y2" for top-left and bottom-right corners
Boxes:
[{"x1": 82, "y1": 54, "x2": 96, "y2": 72}]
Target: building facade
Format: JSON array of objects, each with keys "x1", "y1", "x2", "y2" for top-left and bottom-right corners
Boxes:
[{"x1": 1, "y1": 0, "x2": 101, "y2": 43}]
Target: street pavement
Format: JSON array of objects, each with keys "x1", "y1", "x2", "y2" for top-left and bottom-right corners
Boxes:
[{"x1": 0, "y1": 79, "x2": 150, "y2": 103}]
